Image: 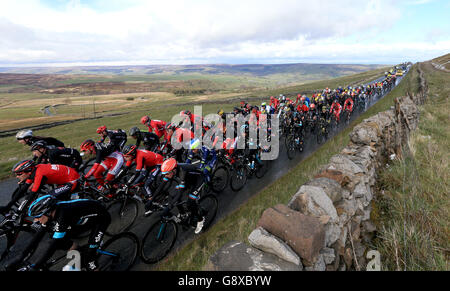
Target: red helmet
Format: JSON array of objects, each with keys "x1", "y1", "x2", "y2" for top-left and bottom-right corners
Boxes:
[
  {"x1": 80, "y1": 139, "x2": 95, "y2": 152},
  {"x1": 140, "y1": 116, "x2": 150, "y2": 125},
  {"x1": 12, "y1": 159, "x2": 35, "y2": 174},
  {"x1": 96, "y1": 126, "x2": 107, "y2": 134},
  {"x1": 180, "y1": 110, "x2": 191, "y2": 117},
  {"x1": 310, "y1": 104, "x2": 316, "y2": 109},
  {"x1": 161, "y1": 158, "x2": 177, "y2": 174}
]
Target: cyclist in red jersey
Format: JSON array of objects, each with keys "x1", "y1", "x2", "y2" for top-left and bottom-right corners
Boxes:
[
  {"x1": 330, "y1": 99, "x2": 343, "y2": 123},
  {"x1": 12, "y1": 160, "x2": 80, "y2": 202},
  {"x1": 122, "y1": 145, "x2": 164, "y2": 199},
  {"x1": 140, "y1": 116, "x2": 167, "y2": 139},
  {"x1": 344, "y1": 96, "x2": 354, "y2": 113},
  {"x1": 80, "y1": 140, "x2": 124, "y2": 193}
]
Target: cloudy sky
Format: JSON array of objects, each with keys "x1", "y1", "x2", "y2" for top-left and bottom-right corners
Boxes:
[{"x1": 0, "y1": 0, "x2": 449, "y2": 66}]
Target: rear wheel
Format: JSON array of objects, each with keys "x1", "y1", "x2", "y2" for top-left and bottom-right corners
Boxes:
[
  {"x1": 198, "y1": 195, "x2": 218, "y2": 232},
  {"x1": 286, "y1": 135, "x2": 296, "y2": 160},
  {"x1": 211, "y1": 166, "x2": 229, "y2": 193},
  {"x1": 105, "y1": 198, "x2": 139, "y2": 236},
  {"x1": 230, "y1": 165, "x2": 247, "y2": 192},
  {"x1": 98, "y1": 232, "x2": 139, "y2": 271},
  {"x1": 255, "y1": 160, "x2": 269, "y2": 179},
  {"x1": 140, "y1": 220, "x2": 177, "y2": 264}
]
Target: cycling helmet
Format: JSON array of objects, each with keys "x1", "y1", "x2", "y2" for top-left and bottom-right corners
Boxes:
[
  {"x1": 30, "y1": 140, "x2": 47, "y2": 151},
  {"x1": 16, "y1": 129, "x2": 33, "y2": 140},
  {"x1": 310, "y1": 104, "x2": 316, "y2": 109},
  {"x1": 161, "y1": 158, "x2": 177, "y2": 174},
  {"x1": 261, "y1": 102, "x2": 267, "y2": 107},
  {"x1": 80, "y1": 139, "x2": 95, "y2": 152},
  {"x1": 140, "y1": 116, "x2": 150, "y2": 125},
  {"x1": 189, "y1": 138, "x2": 201, "y2": 150},
  {"x1": 28, "y1": 195, "x2": 58, "y2": 218},
  {"x1": 96, "y1": 126, "x2": 107, "y2": 134},
  {"x1": 129, "y1": 127, "x2": 140, "y2": 137},
  {"x1": 217, "y1": 109, "x2": 224, "y2": 116},
  {"x1": 122, "y1": 145, "x2": 137, "y2": 157},
  {"x1": 12, "y1": 159, "x2": 35, "y2": 174}
]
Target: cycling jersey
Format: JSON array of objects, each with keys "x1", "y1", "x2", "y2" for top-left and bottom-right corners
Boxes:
[
  {"x1": 40, "y1": 147, "x2": 83, "y2": 171},
  {"x1": 134, "y1": 131, "x2": 160, "y2": 151},
  {"x1": 25, "y1": 136, "x2": 65, "y2": 148},
  {"x1": 344, "y1": 98, "x2": 354, "y2": 112},
  {"x1": 186, "y1": 145, "x2": 217, "y2": 173},
  {"x1": 27, "y1": 164, "x2": 80, "y2": 196},
  {"x1": 99, "y1": 129, "x2": 127, "y2": 152},
  {"x1": 85, "y1": 151, "x2": 124, "y2": 186},
  {"x1": 145, "y1": 120, "x2": 167, "y2": 138}
]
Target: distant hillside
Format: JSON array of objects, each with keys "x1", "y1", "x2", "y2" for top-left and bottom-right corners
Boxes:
[{"x1": 0, "y1": 63, "x2": 384, "y2": 77}]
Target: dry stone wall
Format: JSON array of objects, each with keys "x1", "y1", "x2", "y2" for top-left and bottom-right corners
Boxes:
[{"x1": 207, "y1": 64, "x2": 429, "y2": 271}]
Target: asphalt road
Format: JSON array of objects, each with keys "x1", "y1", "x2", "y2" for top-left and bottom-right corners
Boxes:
[{"x1": 0, "y1": 72, "x2": 406, "y2": 271}]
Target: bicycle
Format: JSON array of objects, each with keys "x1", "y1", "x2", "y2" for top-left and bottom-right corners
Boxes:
[
  {"x1": 285, "y1": 124, "x2": 304, "y2": 160},
  {"x1": 17, "y1": 231, "x2": 139, "y2": 271},
  {"x1": 140, "y1": 193, "x2": 218, "y2": 264},
  {"x1": 77, "y1": 180, "x2": 139, "y2": 237},
  {"x1": 218, "y1": 152, "x2": 247, "y2": 192}
]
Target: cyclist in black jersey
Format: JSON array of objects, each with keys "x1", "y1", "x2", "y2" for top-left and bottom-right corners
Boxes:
[
  {"x1": 4, "y1": 196, "x2": 111, "y2": 271},
  {"x1": 30, "y1": 140, "x2": 83, "y2": 171},
  {"x1": 16, "y1": 129, "x2": 65, "y2": 148},
  {"x1": 144, "y1": 158, "x2": 206, "y2": 234},
  {"x1": 129, "y1": 127, "x2": 160, "y2": 151}
]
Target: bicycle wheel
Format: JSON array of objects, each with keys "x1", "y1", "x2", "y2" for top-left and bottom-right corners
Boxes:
[
  {"x1": 230, "y1": 165, "x2": 248, "y2": 192},
  {"x1": 97, "y1": 232, "x2": 139, "y2": 271},
  {"x1": 285, "y1": 135, "x2": 296, "y2": 160},
  {"x1": 198, "y1": 194, "x2": 218, "y2": 232},
  {"x1": 255, "y1": 160, "x2": 269, "y2": 179},
  {"x1": 105, "y1": 198, "x2": 139, "y2": 236},
  {"x1": 211, "y1": 166, "x2": 229, "y2": 193},
  {"x1": 140, "y1": 220, "x2": 177, "y2": 264}
]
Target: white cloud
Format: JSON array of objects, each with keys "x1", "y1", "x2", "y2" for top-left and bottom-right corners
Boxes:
[{"x1": 0, "y1": 0, "x2": 447, "y2": 65}]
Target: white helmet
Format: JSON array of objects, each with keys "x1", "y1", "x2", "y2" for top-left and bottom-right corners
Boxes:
[{"x1": 16, "y1": 129, "x2": 33, "y2": 139}]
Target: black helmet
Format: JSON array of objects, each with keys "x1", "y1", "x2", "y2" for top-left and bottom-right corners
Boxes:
[
  {"x1": 12, "y1": 159, "x2": 35, "y2": 174},
  {"x1": 129, "y1": 127, "x2": 140, "y2": 137},
  {"x1": 28, "y1": 195, "x2": 58, "y2": 218},
  {"x1": 122, "y1": 144, "x2": 137, "y2": 157},
  {"x1": 30, "y1": 140, "x2": 47, "y2": 151}
]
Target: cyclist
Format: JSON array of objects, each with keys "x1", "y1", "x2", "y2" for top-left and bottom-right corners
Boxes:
[
  {"x1": 10, "y1": 160, "x2": 80, "y2": 202},
  {"x1": 330, "y1": 99, "x2": 342, "y2": 123},
  {"x1": 30, "y1": 140, "x2": 82, "y2": 171},
  {"x1": 140, "y1": 116, "x2": 167, "y2": 139},
  {"x1": 122, "y1": 145, "x2": 164, "y2": 200},
  {"x1": 144, "y1": 158, "x2": 206, "y2": 234},
  {"x1": 8, "y1": 195, "x2": 111, "y2": 271},
  {"x1": 0, "y1": 161, "x2": 42, "y2": 215},
  {"x1": 96, "y1": 126, "x2": 127, "y2": 152},
  {"x1": 343, "y1": 96, "x2": 354, "y2": 118},
  {"x1": 185, "y1": 138, "x2": 217, "y2": 183},
  {"x1": 16, "y1": 129, "x2": 65, "y2": 148},
  {"x1": 80, "y1": 139, "x2": 124, "y2": 193},
  {"x1": 129, "y1": 127, "x2": 160, "y2": 151}
]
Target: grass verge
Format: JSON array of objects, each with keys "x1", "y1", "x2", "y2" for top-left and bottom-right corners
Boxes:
[{"x1": 371, "y1": 62, "x2": 449, "y2": 271}]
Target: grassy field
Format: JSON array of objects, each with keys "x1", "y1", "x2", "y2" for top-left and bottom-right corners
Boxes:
[
  {"x1": 0, "y1": 66, "x2": 391, "y2": 181},
  {"x1": 371, "y1": 61, "x2": 449, "y2": 271},
  {"x1": 152, "y1": 64, "x2": 418, "y2": 271}
]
